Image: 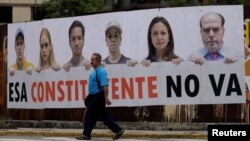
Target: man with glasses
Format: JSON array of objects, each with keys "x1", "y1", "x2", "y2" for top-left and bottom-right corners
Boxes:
[{"x1": 189, "y1": 12, "x2": 243, "y2": 65}]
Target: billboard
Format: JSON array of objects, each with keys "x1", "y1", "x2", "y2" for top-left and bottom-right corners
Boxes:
[{"x1": 7, "y1": 5, "x2": 245, "y2": 109}]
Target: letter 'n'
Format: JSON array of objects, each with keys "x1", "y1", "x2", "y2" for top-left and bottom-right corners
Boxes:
[{"x1": 166, "y1": 75, "x2": 181, "y2": 97}]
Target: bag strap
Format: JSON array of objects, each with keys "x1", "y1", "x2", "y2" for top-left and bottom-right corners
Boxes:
[{"x1": 95, "y1": 69, "x2": 101, "y2": 91}]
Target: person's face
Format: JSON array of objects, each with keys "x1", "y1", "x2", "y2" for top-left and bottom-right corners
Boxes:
[
  {"x1": 40, "y1": 35, "x2": 51, "y2": 63},
  {"x1": 15, "y1": 36, "x2": 25, "y2": 60},
  {"x1": 200, "y1": 13, "x2": 224, "y2": 53},
  {"x1": 69, "y1": 27, "x2": 84, "y2": 56},
  {"x1": 151, "y1": 22, "x2": 169, "y2": 51},
  {"x1": 90, "y1": 55, "x2": 99, "y2": 68},
  {"x1": 105, "y1": 27, "x2": 122, "y2": 53}
]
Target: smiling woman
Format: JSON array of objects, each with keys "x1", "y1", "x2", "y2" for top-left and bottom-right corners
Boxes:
[{"x1": 141, "y1": 16, "x2": 182, "y2": 67}]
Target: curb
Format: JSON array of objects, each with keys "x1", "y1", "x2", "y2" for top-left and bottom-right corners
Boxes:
[
  {"x1": 0, "y1": 120, "x2": 218, "y2": 139},
  {"x1": 0, "y1": 120, "x2": 208, "y2": 130},
  {"x1": 0, "y1": 128, "x2": 207, "y2": 139}
]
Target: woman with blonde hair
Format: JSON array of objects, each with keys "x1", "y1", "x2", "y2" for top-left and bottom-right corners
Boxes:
[{"x1": 35, "y1": 27, "x2": 61, "y2": 72}]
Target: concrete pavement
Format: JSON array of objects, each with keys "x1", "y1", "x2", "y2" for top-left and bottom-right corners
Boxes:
[
  {"x1": 0, "y1": 128, "x2": 207, "y2": 139},
  {"x1": 0, "y1": 120, "x2": 208, "y2": 139},
  {"x1": 0, "y1": 136, "x2": 207, "y2": 141}
]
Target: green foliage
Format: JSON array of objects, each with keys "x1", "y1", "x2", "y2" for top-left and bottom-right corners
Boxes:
[
  {"x1": 168, "y1": 0, "x2": 200, "y2": 7},
  {"x1": 206, "y1": 0, "x2": 250, "y2": 5},
  {"x1": 160, "y1": 0, "x2": 250, "y2": 7},
  {"x1": 42, "y1": 0, "x2": 111, "y2": 18},
  {"x1": 41, "y1": 0, "x2": 250, "y2": 19}
]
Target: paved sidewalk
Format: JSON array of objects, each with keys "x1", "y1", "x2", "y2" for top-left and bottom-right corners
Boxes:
[
  {"x1": 0, "y1": 120, "x2": 209, "y2": 139},
  {"x1": 0, "y1": 128, "x2": 207, "y2": 139}
]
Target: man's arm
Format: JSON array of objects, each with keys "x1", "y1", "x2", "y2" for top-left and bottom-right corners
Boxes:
[{"x1": 103, "y1": 85, "x2": 111, "y2": 106}]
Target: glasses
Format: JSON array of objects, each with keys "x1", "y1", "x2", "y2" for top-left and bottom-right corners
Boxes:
[{"x1": 202, "y1": 27, "x2": 222, "y2": 34}]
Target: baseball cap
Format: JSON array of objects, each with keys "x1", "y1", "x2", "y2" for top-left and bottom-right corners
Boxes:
[
  {"x1": 15, "y1": 27, "x2": 24, "y2": 40},
  {"x1": 105, "y1": 20, "x2": 122, "y2": 34}
]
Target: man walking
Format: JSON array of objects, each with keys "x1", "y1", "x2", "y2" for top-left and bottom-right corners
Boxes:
[{"x1": 76, "y1": 53, "x2": 124, "y2": 140}]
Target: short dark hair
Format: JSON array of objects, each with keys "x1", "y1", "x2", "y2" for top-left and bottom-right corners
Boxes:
[
  {"x1": 68, "y1": 20, "x2": 85, "y2": 38},
  {"x1": 93, "y1": 53, "x2": 102, "y2": 63}
]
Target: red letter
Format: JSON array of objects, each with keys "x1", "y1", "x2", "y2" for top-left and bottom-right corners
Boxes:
[
  {"x1": 121, "y1": 78, "x2": 134, "y2": 99},
  {"x1": 65, "y1": 80, "x2": 73, "y2": 101},
  {"x1": 148, "y1": 76, "x2": 158, "y2": 98},
  {"x1": 80, "y1": 80, "x2": 87, "y2": 101},
  {"x1": 31, "y1": 82, "x2": 37, "y2": 102},
  {"x1": 45, "y1": 81, "x2": 55, "y2": 101},
  {"x1": 57, "y1": 80, "x2": 65, "y2": 102},
  {"x1": 37, "y1": 82, "x2": 44, "y2": 102},
  {"x1": 74, "y1": 80, "x2": 79, "y2": 101},
  {"x1": 135, "y1": 77, "x2": 145, "y2": 99},
  {"x1": 111, "y1": 78, "x2": 119, "y2": 99}
]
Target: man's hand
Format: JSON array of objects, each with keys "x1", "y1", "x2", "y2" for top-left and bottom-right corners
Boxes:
[
  {"x1": 105, "y1": 98, "x2": 112, "y2": 106},
  {"x1": 63, "y1": 63, "x2": 71, "y2": 72},
  {"x1": 26, "y1": 66, "x2": 33, "y2": 75},
  {"x1": 127, "y1": 59, "x2": 138, "y2": 66},
  {"x1": 189, "y1": 55, "x2": 205, "y2": 65},
  {"x1": 9, "y1": 66, "x2": 15, "y2": 76},
  {"x1": 83, "y1": 61, "x2": 91, "y2": 70},
  {"x1": 224, "y1": 57, "x2": 238, "y2": 64}
]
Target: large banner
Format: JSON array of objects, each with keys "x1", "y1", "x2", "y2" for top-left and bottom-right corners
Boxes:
[{"x1": 7, "y1": 5, "x2": 245, "y2": 109}]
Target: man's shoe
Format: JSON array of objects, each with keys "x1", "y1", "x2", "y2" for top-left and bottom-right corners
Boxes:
[
  {"x1": 112, "y1": 129, "x2": 124, "y2": 140},
  {"x1": 75, "y1": 134, "x2": 91, "y2": 140}
]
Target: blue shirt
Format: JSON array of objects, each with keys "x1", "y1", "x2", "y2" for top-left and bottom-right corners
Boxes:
[
  {"x1": 204, "y1": 51, "x2": 224, "y2": 60},
  {"x1": 189, "y1": 44, "x2": 244, "y2": 61},
  {"x1": 88, "y1": 66, "x2": 109, "y2": 94}
]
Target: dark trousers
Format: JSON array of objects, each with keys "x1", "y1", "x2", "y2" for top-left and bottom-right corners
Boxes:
[{"x1": 83, "y1": 94, "x2": 122, "y2": 137}]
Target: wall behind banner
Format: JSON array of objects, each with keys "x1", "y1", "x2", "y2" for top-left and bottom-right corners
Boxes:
[
  {"x1": 0, "y1": 24, "x2": 7, "y2": 120},
  {"x1": 0, "y1": 5, "x2": 249, "y2": 123}
]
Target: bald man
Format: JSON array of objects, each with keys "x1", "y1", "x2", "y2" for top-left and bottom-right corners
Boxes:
[{"x1": 189, "y1": 12, "x2": 243, "y2": 65}]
